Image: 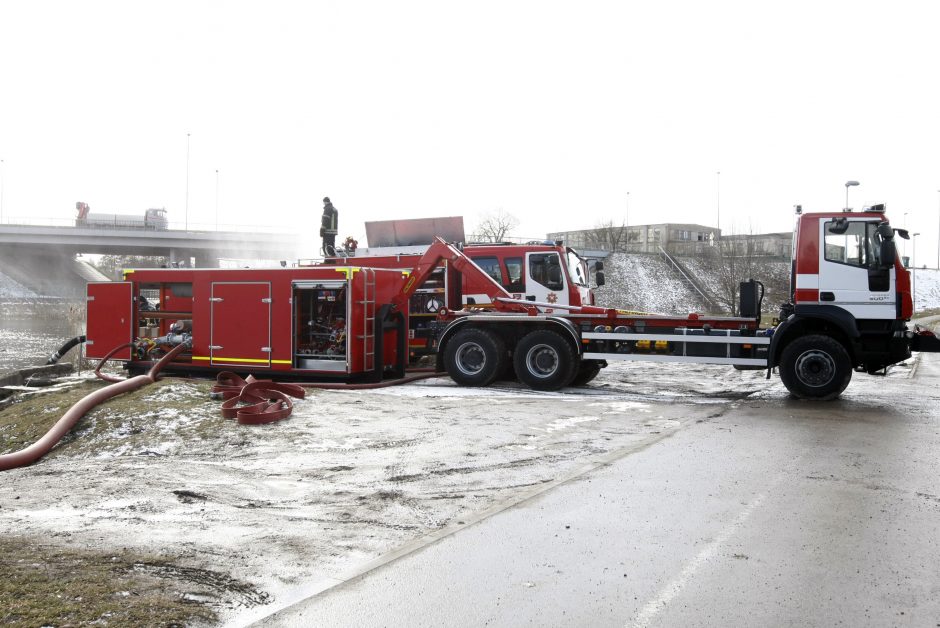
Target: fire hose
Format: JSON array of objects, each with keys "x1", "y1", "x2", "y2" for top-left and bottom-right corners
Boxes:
[
  {"x1": 210, "y1": 370, "x2": 445, "y2": 423},
  {"x1": 46, "y1": 335, "x2": 86, "y2": 365},
  {"x1": 0, "y1": 343, "x2": 188, "y2": 472},
  {"x1": 1, "y1": 340, "x2": 446, "y2": 471}
]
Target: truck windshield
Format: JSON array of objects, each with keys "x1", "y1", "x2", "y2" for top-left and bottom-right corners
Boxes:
[{"x1": 566, "y1": 251, "x2": 588, "y2": 287}]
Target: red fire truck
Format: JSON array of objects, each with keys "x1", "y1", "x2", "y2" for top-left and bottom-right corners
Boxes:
[
  {"x1": 316, "y1": 240, "x2": 601, "y2": 358},
  {"x1": 85, "y1": 204, "x2": 940, "y2": 399}
]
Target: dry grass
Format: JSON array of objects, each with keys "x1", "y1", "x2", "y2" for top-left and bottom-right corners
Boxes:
[
  {"x1": 0, "y1": 536, "x2": 223, "y2": 627},
  {"x1": 0, "y1": 378, "x2": 265, "y2": 626}
]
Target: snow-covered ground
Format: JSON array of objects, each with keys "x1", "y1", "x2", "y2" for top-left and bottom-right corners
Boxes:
[
  {"x1": 912, "y1": 268, "x2": 940, "y2": 311},
  {"x1": 595, "y1": 253, "x2": 708, "y2": 314}
]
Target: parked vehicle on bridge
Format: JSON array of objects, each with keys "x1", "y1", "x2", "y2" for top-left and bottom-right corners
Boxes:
[
  {"x1": 75, "y1": 202, "x2": 168, "y2": 230},
  {"x1": 84, "y1": 203, "x2": 940, "y2": 399}
]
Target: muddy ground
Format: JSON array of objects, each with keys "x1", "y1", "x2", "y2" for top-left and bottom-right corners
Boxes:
[{"x1": 0, "y1": 357, "x2": 916, "y2": 626}]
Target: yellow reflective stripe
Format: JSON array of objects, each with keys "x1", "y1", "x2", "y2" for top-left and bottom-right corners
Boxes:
[
  {"x1": 333, "y1": 267, "x2": 360, "y2": 279},
  {"x1": 192, "y1": 356, "x2": 291, "y2": 364}
]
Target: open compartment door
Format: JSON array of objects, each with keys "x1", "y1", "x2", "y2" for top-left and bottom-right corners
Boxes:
[{"x1": 86, "y1": 282, "x2": 134, "y2": 360}]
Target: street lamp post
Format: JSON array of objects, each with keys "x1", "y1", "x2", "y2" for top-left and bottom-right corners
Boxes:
[
  {"x1": 185, "y1": 133, "x2": 191, "y2": 231},
  {"x1": 903, "y1": 211, "x2": 909, "y2": 260},
  {"x1": 716, "y1": 171, "x2": 721, "y2": 238},
  {"x1": 913, "y1": 232, "x2": 921, "y2": 313},
  {"x1": 936, "y1": 189, "x2": 939, "y2": 270},
  {"x1": 844, "y1": 180, "x2": 859, "y2": 211},
  {"x1": 0, "y1": 158, "x2": 4, "y2": 224},
  {"x1": 215, "y1": 169, "x2": 220, "y2": 230}
]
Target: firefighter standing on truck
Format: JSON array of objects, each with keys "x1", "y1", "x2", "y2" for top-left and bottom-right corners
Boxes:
[{"x1": 320, "y1": 196, "x2": 339, "y2": 256}]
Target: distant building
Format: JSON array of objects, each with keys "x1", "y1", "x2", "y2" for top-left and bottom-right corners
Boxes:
[
  {"x1": 720, "y1": 232, "x2": 792, "y2": 258},
  {"x1": 547, "y1": 223, "x2": 791, "y2": 258}
]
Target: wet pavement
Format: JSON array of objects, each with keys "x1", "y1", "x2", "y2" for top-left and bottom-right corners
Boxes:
[{"x1": 255, "y1": 355, "x2": 940, "y2": 628}]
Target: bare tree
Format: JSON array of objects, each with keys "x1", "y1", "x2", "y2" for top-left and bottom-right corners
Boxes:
[
  {"x1": 582, "y1": 220, "x2": 638, "y2": 251},
  {"x1": 709, "y1": 234, "x2": 758, "y2": 316},
  {"x1": 472, "y1": 209, "x2": 519, "y2": 243},
  {"x1": 93, "y1": 254, "x2": 168, "y2": 279}
]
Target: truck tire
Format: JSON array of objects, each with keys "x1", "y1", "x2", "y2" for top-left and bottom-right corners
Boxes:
[
  {"x1": 513, "y1": 329, "x2": 577, "y2": 391},
  {"x1": 444, "y1": 328, "x2": 507, "y2": 387},
  {"x1": 779, "y1": 334, "x2": 852, "y2": 400},
  {"x1": 571, "y1": 359, "x2": 603, "y2": 386}
]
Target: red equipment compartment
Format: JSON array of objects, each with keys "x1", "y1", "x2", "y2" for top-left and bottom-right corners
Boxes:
[
  {"x1": 86, "y1": 282, "x2": 134, "y2": 360},
  {"x1": 210, "y1": 282, "x2": 272, "y2": 368},
  {"x1": 107, "y1": 266, "x2": 408, "y2": 381}
]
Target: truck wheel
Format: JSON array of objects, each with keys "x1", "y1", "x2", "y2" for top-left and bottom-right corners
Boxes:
[
  {"x1": 779, "y1": 334, "x2": 852, "y2": 400},
  {"x1": 513, "y1": 329, "x2": 577, "y2": 391},
  {"x1": 443, "y1": 328, "x2": 507, "y2": 387}
]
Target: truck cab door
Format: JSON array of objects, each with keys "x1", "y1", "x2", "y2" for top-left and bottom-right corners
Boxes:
[
  {"x1": 525, "y1": 252, "x2": 569, "y2": 310},
  {"x1": 817, "y1": 219, "x2": 896, "y2": 320}
]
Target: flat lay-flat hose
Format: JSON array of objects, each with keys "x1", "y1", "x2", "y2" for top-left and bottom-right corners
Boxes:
[{"x1": 209, "y1": 370, "x2": 446, "y2": 422}]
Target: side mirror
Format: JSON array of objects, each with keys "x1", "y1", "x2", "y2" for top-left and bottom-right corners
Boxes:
[
  {"x1": 877, "y1": 222, "x2": 894, "y2": 240},
  {"x1": 594, "y1": 260, "x2": 605, "y2": 272},
  {"x1": 595, "y1": 271, "x2": 606, "y2": 287},
  {"x1": 881, "y1": 241, "x2": 897, "y2": 268},
  {"x1": 827, "y1": 217, "x2": 850, "y2": 235}
]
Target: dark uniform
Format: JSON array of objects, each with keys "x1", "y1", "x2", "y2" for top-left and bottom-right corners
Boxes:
[{"x1": 320, "y1": 197, "x2": 338, "y2": 256}]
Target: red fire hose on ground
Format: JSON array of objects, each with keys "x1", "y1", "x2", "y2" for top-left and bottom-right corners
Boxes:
[
  {"x1": 0, "y1": 343, "x2": 189, "y2": 472},
  {"x1": 1, "y1": 343, "x2": 446, "y2": 472},
  {"x1": 211, "y1": 371, "x2": 445, "y2": 423}
]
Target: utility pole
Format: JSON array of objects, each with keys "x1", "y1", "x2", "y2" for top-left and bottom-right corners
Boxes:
[
  {"x1": 185, "y1": 133, "x2": 191, "y2": 231},
  {"x1": 215, "y1": 169, "x2": 220, "y2": 230},
  {"x1": 716, "y1": 171, "x2": 721, "y2": 240}
]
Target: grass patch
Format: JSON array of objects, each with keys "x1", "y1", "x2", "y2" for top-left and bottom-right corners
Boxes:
[
  {"x1": 0, "y1": 378, "x2": 220, "y2": 458},
  {"x1": 0, "y1": 536, "x2": 271, "y2": 626}
]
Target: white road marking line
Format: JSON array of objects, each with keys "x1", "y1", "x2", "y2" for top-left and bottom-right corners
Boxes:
[{"x1": 628, "y1": 493, "x2": 766, "y2": 628}]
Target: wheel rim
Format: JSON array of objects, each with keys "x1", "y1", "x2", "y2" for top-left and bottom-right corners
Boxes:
[
  {"x1": 525, "y1": 343, "x2": 559, "y2": 378},
  {"x1": 794, "y1": 349, "x2": 836, "y2": 387},
  {"x1": 454, "y1": 342, "x2": 486, "y2": 376}
]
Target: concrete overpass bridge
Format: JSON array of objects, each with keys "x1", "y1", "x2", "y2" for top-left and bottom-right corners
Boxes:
[{"x1": 0, "y1": 223, "x2": 311, "y2": 297}]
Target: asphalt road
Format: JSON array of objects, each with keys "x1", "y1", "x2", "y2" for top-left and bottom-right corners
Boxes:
[{"x1": 256, "y1": 354, "x2": 940, "y2": 628}]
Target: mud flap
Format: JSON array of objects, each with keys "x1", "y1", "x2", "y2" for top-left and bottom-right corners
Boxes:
[{"x1": 911, "y1": 328, "x2": 940, "y2": 352}]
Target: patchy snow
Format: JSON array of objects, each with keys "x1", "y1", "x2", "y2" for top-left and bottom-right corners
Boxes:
[
  {"x1": 1, "y1": 363, "x2": 782, "y2": 623},
  {"x1": 595, "y1": 253, "x2": 708, "y2": 314},
  {"x1": 913, "y1": 268, "x2": 940, "y2": 312}
]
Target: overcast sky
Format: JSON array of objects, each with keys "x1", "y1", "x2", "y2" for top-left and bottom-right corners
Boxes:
[{"x1": 2, "y1": 1, "x2": 939, "y2": 262}]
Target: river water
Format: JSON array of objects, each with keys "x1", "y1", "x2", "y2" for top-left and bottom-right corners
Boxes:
[{"x1": 0, "y1": 300, "x2": 86, "y2": 374}]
